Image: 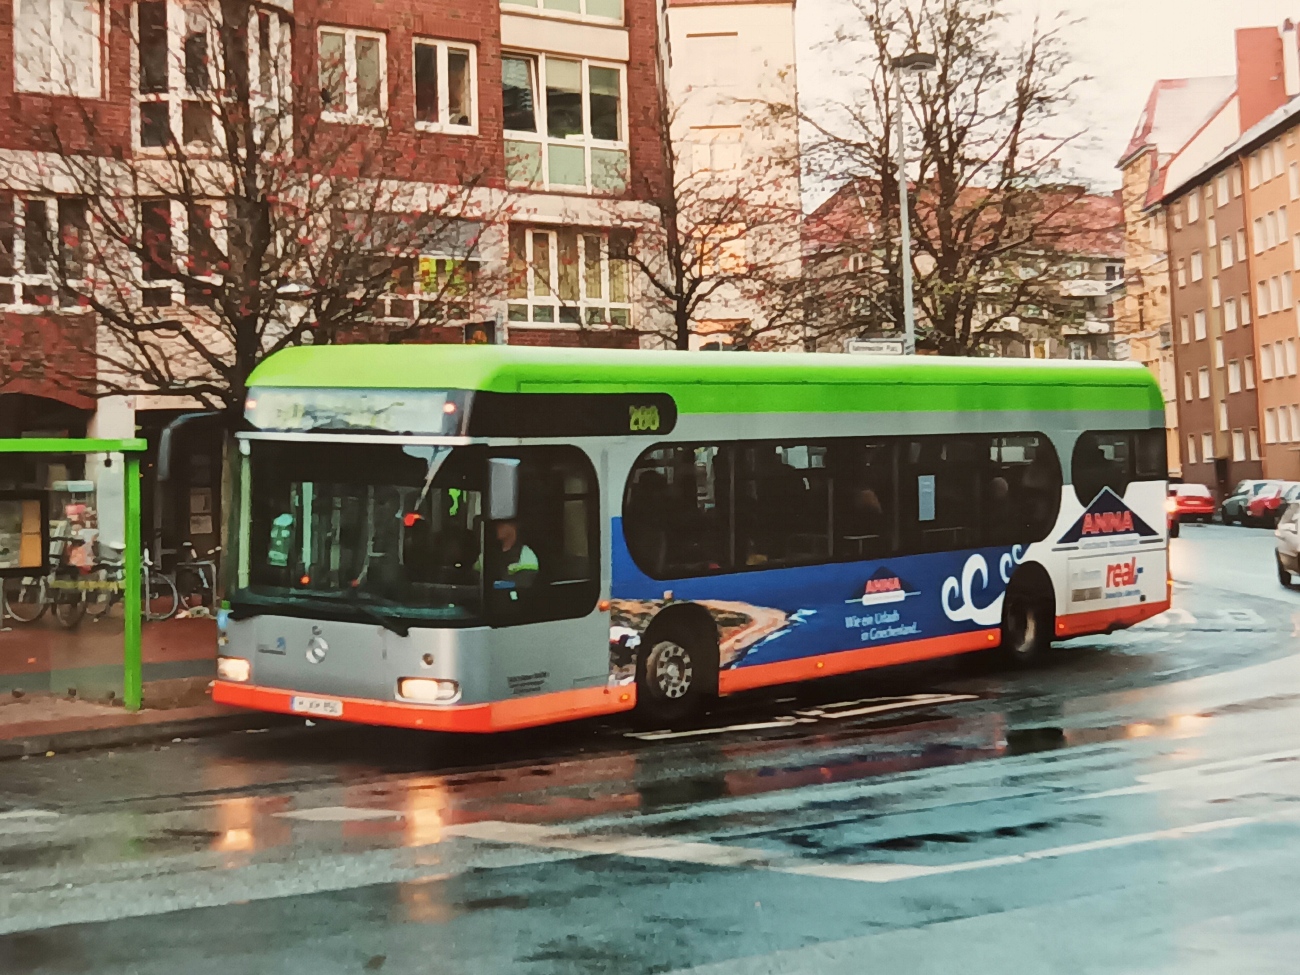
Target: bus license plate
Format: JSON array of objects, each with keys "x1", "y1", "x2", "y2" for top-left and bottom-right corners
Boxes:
[{"x1": 290, "y1": 695, "x2": 343, "y2": 718}]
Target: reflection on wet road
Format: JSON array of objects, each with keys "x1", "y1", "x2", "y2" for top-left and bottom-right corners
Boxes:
[{"x1": 1, "y1": 526, "x2": 1299, "y2": 974}]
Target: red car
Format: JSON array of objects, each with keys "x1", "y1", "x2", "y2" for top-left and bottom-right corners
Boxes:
[
  {"x1": 1247, "y1": 482, "x2": 1300, "y2": 527},
  {"x1": 1167, "y1": 483, "x2": 1216, "y2": 527}
]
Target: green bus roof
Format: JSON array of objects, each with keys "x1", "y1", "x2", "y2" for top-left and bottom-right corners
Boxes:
[{"x1": 248, "y1": 345, "x2": 1165, "y2": 416}]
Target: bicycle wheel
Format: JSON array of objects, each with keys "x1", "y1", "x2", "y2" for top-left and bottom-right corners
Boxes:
[
  {"x1": 2, "y1": 576, "x2": 48, "y2": 623},
  {"x1": 53, "y1": 587, "x2": 87, "y2": 629},
  {"x1": 85, "y1": 566, "x2": 121, "y2": 621},
  {"x1": 144, "y1": 572, "x2": 179, "y2": 622}
]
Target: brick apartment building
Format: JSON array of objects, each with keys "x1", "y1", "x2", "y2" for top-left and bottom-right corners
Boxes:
[{"x1": 0, "y1": 0, "x2": 672, "y2": 558}]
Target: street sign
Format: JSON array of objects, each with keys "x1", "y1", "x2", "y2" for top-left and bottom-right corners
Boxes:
[{"x1": 845, "y1": 338, "x2": 906, "y2": 356}]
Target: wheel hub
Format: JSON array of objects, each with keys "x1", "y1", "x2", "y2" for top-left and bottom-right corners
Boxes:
[{"x1": 654, "y1": 642, "x2": 693, "y2": 699}]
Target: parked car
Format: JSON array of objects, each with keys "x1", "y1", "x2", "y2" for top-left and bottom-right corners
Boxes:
[
  {"x1": 1221, "y1": 479, "x2": 1283, "y2": 525},
  {"x1": 1276, "y1": 501, "x2": 1300, "y2": 587},
  {"x1": 1247, "y1": 481, "x2": 1300, "y2": 527},
  {"x1": 1167, "y1": 483, "x2": 1216, "y2": 526}
]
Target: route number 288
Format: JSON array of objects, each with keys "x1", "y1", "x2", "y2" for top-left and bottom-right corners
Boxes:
[{"x1": 628, "y1": 405, "x2": 661, "y2": 432}]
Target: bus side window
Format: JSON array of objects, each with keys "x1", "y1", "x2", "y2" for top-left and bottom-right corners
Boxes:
[
  {"x1": 900, "y1": 436, "x2": 982, "y2": 554},
  {"x1": 734, "y1": 442, "x2": 831, "y2": 568},
  {"x1": 986, "y1": 434, "x2": 1062, "y2": 546},
  {"x1": 624, "y1": 445, "x2": 730, "y2": 578},
  {"x1": 1072, "y1": 430, "x2": 1159, "y2": 505},
  {"x1": 831, "y1": 440, "x2": 894, "y2": 560}
]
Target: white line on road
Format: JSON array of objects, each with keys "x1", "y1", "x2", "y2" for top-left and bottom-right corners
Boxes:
[
  {"x1": 450, "y1": 809, "x2": 1296, "y2": 885},
  {"x1": 1066, "y1": 747, "x2": 1300, "y2": 802},
  {"x1": 275, "y1": 806, "x2": 404, "y2": 823}
]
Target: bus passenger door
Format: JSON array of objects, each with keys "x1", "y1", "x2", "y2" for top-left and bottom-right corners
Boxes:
[{"x1": 481, "y1": 446, "x2": 609, "y2": 699}]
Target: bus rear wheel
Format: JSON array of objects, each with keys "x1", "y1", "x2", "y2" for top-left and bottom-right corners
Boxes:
[
  {"x1": 636, "y1": 620, "x2": 716, "y2": 727},
  {"x1": 999, "y1": 588, "x2": 1053, "y2": 667}
]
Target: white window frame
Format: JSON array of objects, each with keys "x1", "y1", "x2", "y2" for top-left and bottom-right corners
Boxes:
[
  {"x1": 318, "y1": 26, "x2": 388, "y2": 125},
  {"x1": 1258, "y1": 280, "x2": 1271, "y2": 317},
  {"x1": 1220, "y1": 236, "x2": 1233, "y2": 269},
  {"x1": 1197, "y1": 367, "x2": 1210, "y2": 399},
  {"x1": 132, "y1": 0, "x2": 226, "y2": 153},
  {"x1": 502, "y1": 52, "x2": 629, "y2": 195},
  {"x1": 1217, "y1": 174, "x2": 1231, "y2": 207},
  {"x1": 133, "y1": 197, "x2": 228, "y2": 309},
  {"x1": 1250, "y1": 427, "x2": 1261, "y2": 461},
  {"x1": 1228, "y1": 359, "x2": 1241, "y2": 393},
  {"x1": 0, "y1": 195, "x2": 92, "y2": 313},
  {"x1": 1291, "y1": 162, "x2": 1300, "y2": 201},
  {"x1": 1201, "y1": 432, "x2": 1214, "y2": 461},
  {"x1": 1211, "y1": 277, "x2": 1220, "y2": 308},
  {"x1": 1246, "y1": 356, "x2": 1256, "y2": 389},
  {"x1": 375, "y1": 251, "x2": 484, "y2": 323},
  {"x1": 1179, "y1": 315, "x2": 1190, "y2": 344},
  {"x1": 1224, "y1": 296, "x2": 1238, "y2": 331},
  {"x1": 1253, "y1": 217, "x2": 1266, "y2": 255},
  {"x1": 1232, "y1": 429, "x2": 1246, "y2": 461},
  {"x1": 1262, "y1": 343, "x2": 1275, "y2": 381},
  {"x1": 1186, "y1": 434, "x2": 1197, "y2": 465},
  {"x1": 412, "y1": 38, "x2": 478, "y2": 135},
  {"x1": 1281, "y1": 409, "x2": 1292, "y2": 445},
  {"x1": 499, "y1": 0, "x2": 624, "y2": 26},
  {"x1": 1183, "y1": 371, "x2": 1193, "y2": 402},
  {"x1": 1215, "y1": 336, "x2": 1224, "y2": 368},
  {"x1": 506, "y1": 227, "x2": 633, "y2": 329},
  {"x1": 14, "y1": 0, "x2": 103, "y2": 96},
  {"x1": 1190, "y1": 251, "x2": 1203, "y2": 282},
  {"x1": 1266, "y1": 409, "x2": 1278, "y2": 444},
  {"x1": 1241, "y1": 294, "x2": 1252, "y2": 325},
  {"x1": 1194, "y1": 309, "x2": 1207, "y2": 341},
  {"x1": 1187, "y1": 192, "x2": 1199, "y2": 223},
  {"x1": 1232, "y1": 167, "x2": 1243, "y2": 197}
]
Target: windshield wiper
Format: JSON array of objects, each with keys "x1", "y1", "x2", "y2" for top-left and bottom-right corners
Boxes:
[{"x1": 344, "y1": 590, "x2": 411, "y2": 637}]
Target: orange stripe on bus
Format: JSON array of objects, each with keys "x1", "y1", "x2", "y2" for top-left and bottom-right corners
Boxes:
[
  {"x1": 1055, "y1": 599, "x2": 1170, "y2": 639},
  {"x1": 717, "y1": 629, "x2": 1001, "y2": 696},
  {"x1": 212, "y1": 681, "x2": 636, "y2": 734}
]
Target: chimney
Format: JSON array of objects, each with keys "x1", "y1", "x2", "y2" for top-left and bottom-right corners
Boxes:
[
  {"x1": 1285, "y1": 19, "x2": 1300, "y2": 98},
  {"x1": 1237, "y1": 26, "x2": 1287, "y2": 132}
]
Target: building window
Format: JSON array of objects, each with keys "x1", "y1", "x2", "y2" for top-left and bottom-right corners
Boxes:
[
  {"x1": 1291, "y1": 162, "x2": 1300, "y2": 201},
  {"x1": 1194, "y1": 309, "x2": 1207, "y2": 340},
  {"x1": 1210, "y1": 277, "x2": 1220, "y2": 307},
  {"x1": 413, "y1": 39, "x2": 477, "y2": 133},
  {"x1": 1262, "y1": 344, "x2": 1275, "y2": 381},
  {"x1": 1266, "y1": 408, "x2": 1278, "y2": 444},
  {"x1": 1183, "y1": 371, "x2": 1193, "y2": 402},
  {"x1": 15, "y1": 0, "x2": 101, "y2": 96},
  {"x1": 1219, "y1": 402, "x2": 1229, "y2": 432},
  {"x1": 1197, "y1": 367, "x2": 1210, "y2": 399},
  {"x1": 1217, "y1": 173, "x2": 1230, "y2": 206},
  {"x1": 502, "y1": 54, "x2": 629, "y2": 194},
  {"x1": 1246, "y1": 356, "x2": 1256, "y2": 389},
  {"x1": 1220, "y1": 236, "x2": 1233, "y2": 269},
  {"x1": 1241, "y1": 293, "x2": 1251, "y2": 325},
  {"x1": 1253, "y1": 217, "x2": 1265, "y2": 254},
  {"x1": 1250, "y1": 154, "x2": 1262, "y2": 187},
  {"x1": 136, "y1": 0, "x2": 212, "y2": 149},
  {"x1": 1228, "y1": 359, "x2": 1241, "y2": 393},
  {"x1": 1214, "y1": 336, "x2": 1224, "y2": 368},
  {"x1": 1187, "y1": 192, "x2": 1199, "y2": 223},
  {"x1": 1201, "y1": 432, "x2": 1214, "y2": 461},
  {"x1": 1232, "y1": 429, "x2": 1246, "y2": 461},
  {"x1": 1224, "y1": 297, "x2": 1238, "y2": 331},
  {"x1": 1281, "y1": 408, "x2": 1293, "y2": 444},
  {"x1": 1179, "y1": 315, "x2": 1190, "y2": 343},
  {"x1": 1186, "y1": 434, "x2": 1197, "y2": 465},
  {"x1": 318, "y1": 27, "x2": 386, "y2": 122},
  {"x1": 1271, "y1": 276, "x2": 1283, "y2": 312},
  {"x1": 1232, "y1": 167, "x2": 1243, "y2": 197},
  {"x1": 506, "y1": 226, "x2": 632, "y2": 327},
  {"x1": 1285, "y1": 273, "x2": 1294, "y2": 310},
  {"x1": 1190, "y1": 252, "x2": 1203, "y2": 282},
  {"x1": 1286, "y1": 338, "x2": 1297, "y2": 376},
  {"x1": 1275, "y1": 141, "x2": 1286, "y2": 179},
  {"x1": 1249, "y1": 427, "x2": 1261, "y2": 461},
  {"x1": 499, "y1": 0, "x2": 623, "y2": 24},
  {"x1": 0, "y1": 195, "x2": 90, "y2": 310},
  {"x1": 1258, "y1": 280, "x2": 1271, "y2": 316},
  {"x1": 1293, "y1": 408, "x2": 1300, "y2": 445},
  {"x1": 1176, "y1": 259, "x2": 1186, "y2": 287}
]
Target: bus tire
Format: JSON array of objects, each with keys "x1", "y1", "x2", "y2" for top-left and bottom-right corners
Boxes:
[
  {"x1": 1169, "y1": 518, "x2": 1180, "y2": 538},
  {"x1": 998, "y1": 573, "x2": 1054, "y2": 667},
  {"x1": 635, "y1": 616, "x2": 717, "y2": 727}
]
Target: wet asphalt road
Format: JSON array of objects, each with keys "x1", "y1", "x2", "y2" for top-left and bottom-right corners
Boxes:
[{"x1": 2, "y1": 525, "x2": 1299, "y2": 974}]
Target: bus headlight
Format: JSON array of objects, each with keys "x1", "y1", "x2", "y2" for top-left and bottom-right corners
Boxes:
[
  {"x1": 397, "y1": 678, "x2": 461, "y2": 704},
  {"x1": 217, "y1": 657, "x2": 251, "y2": 683}
]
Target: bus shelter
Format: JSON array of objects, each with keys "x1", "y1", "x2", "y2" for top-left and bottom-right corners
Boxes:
[{"x1": 0, "y1": 438, "x2": 147, "y2": 710}]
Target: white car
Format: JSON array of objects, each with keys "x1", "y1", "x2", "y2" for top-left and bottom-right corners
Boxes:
[{"x1": 1276, "y1": 502, "x2": 1300, "y2": 588}]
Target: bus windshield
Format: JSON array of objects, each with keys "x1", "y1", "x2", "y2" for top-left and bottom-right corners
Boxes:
[{"x1": 239, "y1": 440, "x2": 484, "y2": 622}]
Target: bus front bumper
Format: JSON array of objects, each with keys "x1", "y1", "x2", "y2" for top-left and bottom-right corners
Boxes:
[{"x1": 212, "y1": 680, "x2": 636, "y2": 734}]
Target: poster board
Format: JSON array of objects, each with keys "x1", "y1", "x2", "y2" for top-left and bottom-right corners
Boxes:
[{"x1": 0, "y1": 491, "x2": 49, "y2": 578}]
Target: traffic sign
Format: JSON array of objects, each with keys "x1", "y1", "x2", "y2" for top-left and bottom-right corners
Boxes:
[{"x1": 845, "y1": 338, "x2": 906, "y2": 356}]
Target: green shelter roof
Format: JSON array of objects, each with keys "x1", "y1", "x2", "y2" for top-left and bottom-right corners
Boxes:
[{"x1": 247, "y1": 345, "x2": 1164, "y2": 416}]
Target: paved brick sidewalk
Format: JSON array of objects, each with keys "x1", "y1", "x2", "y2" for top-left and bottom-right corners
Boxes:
[{"x1": 0, "y1": 679, "x2": 282, "y2": 759}]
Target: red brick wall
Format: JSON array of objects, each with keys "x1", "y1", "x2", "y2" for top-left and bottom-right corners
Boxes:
[
  {"x1": 0, "y1": 311, "x2": 97, "y2": 405},
  {"x1": 507, "y1": 327, "x2": 640, "y2": 349}
]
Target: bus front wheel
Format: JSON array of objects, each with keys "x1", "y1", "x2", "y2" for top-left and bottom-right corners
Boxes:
[
  {"x1": 999, "y1": 586, "x2": 1053, "y2": 667},
  {"x1": 636, "y1": 619, "x2": 716, "y2": 726}
]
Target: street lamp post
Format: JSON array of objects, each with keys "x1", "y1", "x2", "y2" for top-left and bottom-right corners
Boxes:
[{"x1": 890, "y1": 52, "x2": 937, "y2": 355}]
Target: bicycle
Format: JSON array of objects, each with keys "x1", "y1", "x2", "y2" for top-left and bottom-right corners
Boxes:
[
  {"x1": 2, "y1": 574, "x2": 48, "y2": 624},
  {"x1": 174, "y1": 542, "x2": 220, "y2": 618},
  {"x1": 85, "y1": 546, "x2": 179, "y2": 624}
]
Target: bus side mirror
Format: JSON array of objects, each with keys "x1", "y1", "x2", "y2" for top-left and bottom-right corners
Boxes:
[{"x1": 488, "y1": 458, "x2": 520, "y2": 522}]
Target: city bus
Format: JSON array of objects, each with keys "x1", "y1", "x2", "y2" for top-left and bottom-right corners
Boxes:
[{"x1": 213, "y1": 346, "x2": 1170, "y2": 731}]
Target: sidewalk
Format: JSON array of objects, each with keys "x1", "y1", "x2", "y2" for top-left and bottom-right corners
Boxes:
[{"x1": 0, "y1": 677, "x2": 286, "y2": 759}]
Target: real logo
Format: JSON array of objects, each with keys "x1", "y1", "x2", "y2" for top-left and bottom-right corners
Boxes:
[{"x1": 1106, "y1": 558, "x2": 1139, "y2": 588}]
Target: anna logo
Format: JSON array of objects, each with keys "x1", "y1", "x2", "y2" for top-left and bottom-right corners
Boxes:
[
  {"x1": 1059, "y1": 487, "x2": 1158, "y2": 544},
  {"x1": 848, "y1": 567, "x2": 919, "y2": 607}
]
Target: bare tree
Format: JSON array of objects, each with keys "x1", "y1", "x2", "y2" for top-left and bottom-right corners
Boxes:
[
  {"x1": 802, "y1": 0, "x2": 1112, "y2": 355},
  {"x1": 601, "y1": 38, "x2": 805, "y2": 351},
  {"x1": 7, "y1": 0, "x2": 505, "y2": 423}
]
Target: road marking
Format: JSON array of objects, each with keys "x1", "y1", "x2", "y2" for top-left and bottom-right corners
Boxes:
[
  {"x1": 625, "y1": 694, "x2": 977, "y2": 741},
  {"x1": 451, "y1": 811, "x2": 1291, "y2": 884},
  {"x1": 1067, "y1": 747, "x2": 1300, "y2": 802},
  {"x1": 275, "y1": 807, "x2": 404, "y2": 823}
]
